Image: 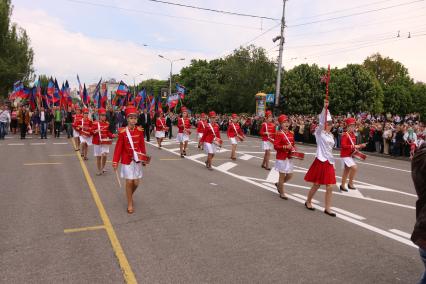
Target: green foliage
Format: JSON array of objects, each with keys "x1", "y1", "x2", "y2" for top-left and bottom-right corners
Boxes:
[
  {"x1": 137, "y1": 79, "x2": 168, "y2": 95},
  {"x1": 0, "y1": 0, "x2": 34, "y2": 97},
  {"x1": 363, "y1": 53, "x2": 410, "y2": 87},
  {"x1": 411, "y1": 82, "x2": 426, "y2": 122}
]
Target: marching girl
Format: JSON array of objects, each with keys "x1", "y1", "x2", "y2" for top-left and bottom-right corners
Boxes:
[
  {"x1": 227, "y1": 113, "x2": 245, "y2": 160},
  {"x1": 112, "y1": 106, "x2": 148, "y2": 214},
  {"x1": 72, "y1": 105, "x2": 83, "y2": 151},
  {"x1": 340, "y1": 117, "x2": 366, "y2": 192},
  {"x1": 304, "y1": 100, "x2": 337, "y2": 217},
  {"x1": 197, "y1": 113, "x2": 207, "y2": 150},
  {"x1": 92, "y1": 108, "x2": 115, "y2": 176},
  {"x1": 155, "y1": 110, "x2": 167, "y2": 148},
  {"x1": 177, "y1": 107, "x2": 191, "y2": 158},
  {"x1": 259, "y1": 110, "x2": 276, "y2": 170},
  {"x1": 200, "y1": 111, "x2": 222, "y2": 170},
  {"x1": 73, "y1": 107, "x2": 92, "y2": 160},
  {"x1": 273, "y1": 114, "x2": 295, "y2": 200}
]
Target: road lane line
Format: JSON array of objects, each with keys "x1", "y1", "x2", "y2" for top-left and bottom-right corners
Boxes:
[
  {"x1": 160, "y1": 158, "x2": 180, "y2": 161},
  {"x1": 149, "y1": 141, "x2": 417, "y2": 249},
  {"x1": 24, "y1": 162, "x2": 63, "y2": 166},
  {"x1": 30, "y1": 143, "x2": 46, "y2": 145},
  {"x1": 292, "y1": 193, "x2": 320, "y2": 204},
  {"x1": 331, "y1": 207, "x2": 366, "y2": 220},
  {"x1": 53, "y1": 142, "x2": 68, "y2": 145},
  {"x1": 72, "y1": 140, "x2": 137, "y2": 284},
  {"x1": 8, "y1": 143, "x2": 24, "y2": 145},
  {"x1": 357, "y1": 161, "x2": 411, "y2": 173},
  {"x1": 215, "y1": 162, "x2": 237, "y2": 171},
  {"x1": 238, "y1": 154, "x2": 255, "y2": 160},
  {"x1": 389, "y1": 229, "x2": 411, "y2": 239},
  {"x1": 49, "y1": 154, "x2": 75, "y2": 157},
  {"x1": 64, "y1": 225, "x2": 106, "y2": 234}
]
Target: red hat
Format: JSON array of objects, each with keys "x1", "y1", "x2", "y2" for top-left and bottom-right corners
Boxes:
[
  {"x1": 278, "y1": 114, "x2": 288, "y2": 123},
  {"x1": 345, "y1": 117, "x2": 356, "y2": 125},
  {"x1": 82, "y1": 108, "x2": 89, "y2": 113},
  {"x1": 265, "y1": 110, "x2": 272, "y2": 117},
  {"x1": 98, "y1": 108, "x2": 106, "y2": 115},
  {"x1": 200, "y1": 113, "x2": 206, "y2": 118},
  {"x1": 231, "y1": 113, "x2": 238, "y2": 119},
  {"x1": 125, "y1": 106, "x2": 137, "y2": 117},
  {"x1": 181, "y1": 106, "x2": 188, "y2": 113},
  {"x1": 209, "y1": 111, "x2": 216, "y2": 117}
]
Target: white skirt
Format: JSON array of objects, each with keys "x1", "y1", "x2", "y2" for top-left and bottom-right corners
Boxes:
[
  {"x1": 262, "y1": 141, "x2": 273, "y2": 151},
  {"x1": 155, "y1": 131, "x2": 165, "y2": 138},
  {"x1": 229, "y1": 137, "x2": 238, "y2": 145},
  {"x1": 176, "y1": 133, "x2": 189, "y2": 143},
  {"x1": 342, "y1": 157, "x2": 356, "y2": 168},
  {"x1": 204, "y1": 142, "x2": 218, "y2": 154},
  {"x1": 121, "y1": 161, "x2": 143, "y2": 180},
  {"x1": 94, "y1": 144, "x2": 109, "y2": 156},
  {"x1": 197, "y1": 133, "x2": 203, "y2": 139},
  {"x1": 275, "y1": 159, "x2": 294, "y2": 174},
  {"x1": 79, "y1": 135, "x2": 92, "y2": 145},
  {"x1": 73, "y1": 129, "x2": 80, "y2": 138}
]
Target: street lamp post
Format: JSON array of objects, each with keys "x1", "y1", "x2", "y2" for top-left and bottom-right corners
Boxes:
[
  {"x1": 124, "y1": 73, "x2": 143, "y2": 97},
  {"x1": 158, "y1": 55, "x2": 185, "y2": 96}
]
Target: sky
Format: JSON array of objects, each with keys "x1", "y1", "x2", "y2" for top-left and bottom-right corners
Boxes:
[{"x1": 10, "y1": 0, "x2": 426, "y2": 88}]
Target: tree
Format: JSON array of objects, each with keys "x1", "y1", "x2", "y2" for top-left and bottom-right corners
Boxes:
[
  {"x1": 363, "y1": 53, "x2": 410, "y2": 87},
  {"x1": 0, "y1": 0, "x2": 34, "y2": 97},
  {"x1": 411, "y1": 82, "x2": 426, "y2": 122}
]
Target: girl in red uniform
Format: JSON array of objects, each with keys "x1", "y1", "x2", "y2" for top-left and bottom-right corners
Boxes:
[
  {"x1": 304, "y1": 100, "x2": 337, "y2": 217},
  {"x1": 273, "y1": 114, "x2": 295, "y2": 199},
  {"x1": 340, "y1": 117, "x2": 366, "y2": 192},
  {"x1": 73, "y1": 108, "x2": 92, "y2": 160},
  {"x1": 112, "y1": 106, "x2": 148, "y2": 214},
  {"x1": 72, "y1": 106, "x2": 83, "y2": 151},
  {"x1": 200, "y1": 111, "x2": 221, "y2": 170},
  {"x1": 197, "y1": 113, "x2": 207, "y2": 150},
  {"x1": 227, "y1": 113, "x2": 245, "y2": 160},
  {"x1": 155, "y1": 110, "x2": 167, "y2": 148},
  {"x1": 177, "y1": 107, "x2": 191, "y2": 158},
  {"x1": 92, "y1": 108, "x2": 115, "y2": 175},
  {"x1": 259, "y1": 110, "x2": 276, "y2": 170}
]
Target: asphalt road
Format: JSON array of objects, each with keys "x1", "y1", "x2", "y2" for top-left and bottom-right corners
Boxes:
[{"x1": 0, "y1": 128, "x2": 422, "y2": 283}]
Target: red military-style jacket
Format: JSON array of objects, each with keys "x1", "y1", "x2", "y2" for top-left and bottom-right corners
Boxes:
[
  {"x1": 113, "y1": 126, "x2": 146, "y2": 166},
  {"x1": 197, "y1": 120, "x2": 206, "y2": 134},
  {"x1": 227, "y1": 122, "x2": 244, "y2": 138},
  {"x1": 259, "y1": 122, "x2": 276, "y2": 142},
  {"x1": 274, "y1": 130, "x2": 295, "y2": 160},
  {"x1": 200, "y1": 122, "x2": 221, "y2": 144},
  {"x1": 340, "y1": 132, "x2": 356, "y2": 157},
  {"x1": 177, "y1": 117, "x2": 191, "y2": 134},
  {"x1": 155, "y1": 117, "x2": 167, "y2": 131},
  {"x1": 72, "y1": 114, "x2": 83, "y2": 131},
  {"x1": 73, "y1": 117, "x2": 92, "y2": 137},
  {"x1": 91, "y1": 121, "x2": 114, "y2": 145}
]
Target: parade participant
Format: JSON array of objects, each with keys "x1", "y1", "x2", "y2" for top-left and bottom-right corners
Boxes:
[
  {"x1": 72, "y1": 105, "x2": 83, "y2": 150},
  {"x1": 112, "y1": 106, "x2": 148, "y2": 214},
  {"x1": 227, "y1": 113, "x2": 245, "y2": 160},
  {"x1": 273, "y1": 114, "x2": 295, "y2": 200},
  {"x1": 19, "y1": 106, "x2": 30, "y2": 139},
  {"x1": 340, "y1": 117, "x2": 366, "y2": 192},
  {"x1": 74, "y1": 107, "x2": 92, "y2": 160},
  {"x1": 304, "y1": 100, "x2": 337, "y2": 217},
  {"x1": 177, "y1": 107, "x2": 191, "y2": 158},
  {"x1": 259, "y1": 110, "x2": 276, "y2": 170},
  {"x1": 39, "y1": 107, "x2": 48, "y2": 139},
  {"x1": 155, "y1": 110, "x2": 167, "y2": 148},
  {"x1": 92, "y1": 108, "x2": 115, "y2": 175},
  {"x1": 197, "y1": 113, "x2": 207, "y2": 150},
  {"x1": 200, "y1": 111, "x2": 221, "y2": 170},
  {"x1": 0, "y1": 104, "x2": 11, "y2": 140}
]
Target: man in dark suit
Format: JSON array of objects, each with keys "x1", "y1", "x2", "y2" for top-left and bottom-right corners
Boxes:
[
  {"x1": 138, "y1": 108, "x2": 151, "y2": 141},
  {"x1": 166, "y1": 110, "x2": 173, "y2": 139}
]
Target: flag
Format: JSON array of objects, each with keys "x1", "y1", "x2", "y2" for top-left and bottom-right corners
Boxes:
[
  {"x1": 167, "y1": 93, "x2": 180, "y2": 109},
  {"x1": 29, "y1": 87, "x2": 37, "y2": 111},
  {"x1": 52, "y1": 79, "x2": 61, "y2": 106},
  {"x1": 157, "y1": 96, "x2": 163, "y2": 114},
  {"x1": 77, "y1": 74, "x2": 83, "y2": 101},
  {"x1": 135, "y1": 89, "x2": 146, "y2": 110},
  {"x1": 116, "y1": 80, "x2": 128, "y2": 96},
  {"x1": 82, "y1": 84, "x2": 89, "y2": 106},
  {"x1": 93, "y1": 78, "x2": 102, "y2": 108},
  {"x1": 9, "y1": 81, "x2": 24, "y2": 100},
  {"x1": 100, "y1": 87, "x2": 108, "y2": 108},
  {"x1": 149, "y1": 95, "x2": 156, "y2": 113},
  {"x1": 176, "y1": 83, "x2": 186, "y2": 99}
]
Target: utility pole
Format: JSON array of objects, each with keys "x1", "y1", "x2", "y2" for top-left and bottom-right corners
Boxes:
[
  {"x1": 274, "y1": 0, "x2": 287, "y2": 114},
  {"x1": 158, "y1": 55, "x2": 185, "y2": 97}
]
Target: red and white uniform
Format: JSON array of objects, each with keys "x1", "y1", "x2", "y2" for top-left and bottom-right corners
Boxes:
[
  {"x1": 72, "y1": 113, "x2": 83, "y2": 138},
  {"x1": 155, "y1": 116, "x2": 166, "y2": 138},
  {"x1": 304, "y1": 108, "x2": 336, "y2": 185},
  {"x1": 227, "y1": 122, "x2": 244, "y2": 145},
  {"x1": 200, "y1": 122, "x2": 221, "y2": 154},
  {"x1": 340, "y1": 131, "x2": 357, "y2": 167},
  {"x1": 197, "y1": 120, "x2": 206, "y2": 139},
  {"x1": 92, "y1": 121, "x2": 114, "y2": 156},
  {"x1": 274, "y1": 130, "x2": 295, "y2": 174},
  {"x1": 74, "y1": 117, "x2": 93, "y2": 145},
  {"x1": 177, "y1": 117, "x2": 191, "y2": 143},
  {"x1": 113, "y1": 126, "x2": 146, "y2": 179},
  {"x1": 259, "y1": 122, "x2": 276, "y2": 151}
]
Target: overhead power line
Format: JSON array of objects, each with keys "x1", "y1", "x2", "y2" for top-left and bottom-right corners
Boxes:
[{"x1": 147, "y1": 0, "x2": 279, "y2": 21}]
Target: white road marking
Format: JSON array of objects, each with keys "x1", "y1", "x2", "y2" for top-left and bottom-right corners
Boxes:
[
  {"x1": 8, "y1": 143, "x2": 24, "y2": 146},
  {"x1": 210, "y1": 183, "x2": 218, "y2": 186},
  {"x1": 389, "y1": 229, "x2": 411, "y2": 239},
  {"x1": 331, "y1": 207, "x2": 366, "y2": 220},
  {"x1": 238, "y1": 154, "x2": 255, "y2": 161},
  {"x1": 53, "y1": 142, "x2": 68, "y2": 145},
  {"x1": 147, "y1": 141, "x2": 417, "y2": 249},
  {"x1": 215, "y1": 162, "x2": 237, "y2": 172},
  {"x1": 266, "y1": 169, "x2": 279, "y2": 183},
  {"x1": 30, "y1": 143, "x2": 46, "y2": 145},
  {"x1": 188, "y1": 153, "x2": 207, "y2": 160},
  {"x1": 357, "y1": 161, "x2": 411, "y2": 173},
  {"x1": 292, "y1": 193, "x2": 319, "y2": 204}
]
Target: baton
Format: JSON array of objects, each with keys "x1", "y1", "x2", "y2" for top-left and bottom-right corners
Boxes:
[{"x1": 114, "y1": 169, "x2": 122, "y2": 188}]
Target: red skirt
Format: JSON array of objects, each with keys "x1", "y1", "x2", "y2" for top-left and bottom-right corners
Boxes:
[{"x1": 304, "y1": 158, "x2": 336, "y2": 185}]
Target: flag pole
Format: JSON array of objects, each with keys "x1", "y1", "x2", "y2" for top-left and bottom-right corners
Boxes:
[{"x1": 324, "y1": 64, "x2": 331, "y2": 126}]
